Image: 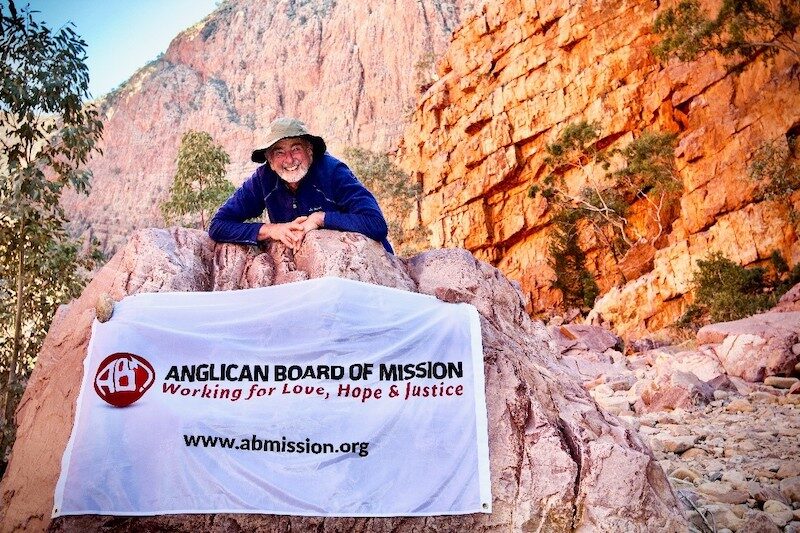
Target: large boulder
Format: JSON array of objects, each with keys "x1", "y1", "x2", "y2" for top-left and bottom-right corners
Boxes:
[
  {"x1": 635, "y1": 370, "x2": 715, "y2": 414},
  {"x1": 697, "y1": 312, "x2": 800, "y2": 382},
  {"x1": 0, "y1": 228, "x2": 685, "y2": 532},
  {"x1": 772, "y1": 282, "x2": 800, "y2": 313}
]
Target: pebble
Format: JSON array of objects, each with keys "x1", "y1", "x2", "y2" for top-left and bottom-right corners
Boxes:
[
  {"x1": 782, "y1": 477, "x2": 800, "y2": 503},
  {"x1": 617, "y1": 415, "x2": 640, "y2": 430},
  {"x1": 764, "y1": 499, "x2": 794, "y2": 527},
  {"x1": 670, "y1": 467, "x2": 701, "y2": 482},
  {"x1": 607, "y1": 375, "x2": 635, "y2": 391},
  {"x1": 782, "y1": 394, "x2": 800, "y2": 405},
  {"x1": 750, "y1": 391, "x2": 779, "y2": 403},
  {"x1": 749, "y1": 483, "x2": 789, "y2": 505},
  {"x1": 740, "y1": 511, "x2": 781, "y2": 532},
  {"x1": 764, "y1": 376, "x2": 800, "y2": 389},
  {"x1": 727, "y1": 398, "x2": 754, "y2": 412},
  {"x1": 697, "y1": 481, "x2": 749, "y2": 504},
  {"x1": 638, "y1": 425, "x2": 660, "y2": 436},
  {"x1": 778, "y1": 462, "x2": 800, "y2": 479},
  {"x1": 591, "y1": 383, "x2": 615, "y2": 397},
  {"x1": 594, "y1": 395, "x2": 631, "y2": 416},
  {"x1": 681, "y1": 447, "x2": 709, "y2": 459},
  {"x1": 737, "y1": 439, "x2": 759, "y2": 452},
  {"x1": 653, "y1": 434, "x2": 699, "y2": 454},
  {"x1": 714, "y1": 389, "x2": 730, "y2": 400},
  {"x1": 702, "y1": 504, "x2": 743, "y2": 531},
  {"x1": 722, "y1": 470, "x2": 748, "y2": 489}
]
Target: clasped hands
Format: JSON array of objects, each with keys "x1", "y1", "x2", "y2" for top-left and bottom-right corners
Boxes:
[{"x1": 258, "y1": 211, "x2": 325, "y2": 251}]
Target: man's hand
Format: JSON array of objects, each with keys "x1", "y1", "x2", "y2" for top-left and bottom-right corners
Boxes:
[
  {"x1": 258, "y1": 217, "x2": 307, "y2": 250},
  {"x1": 297, "y1": 211, "x2": 324, "y2": 233}
]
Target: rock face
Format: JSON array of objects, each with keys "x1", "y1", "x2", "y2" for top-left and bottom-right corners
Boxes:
[
  {"x1": 697, "y1": 312, "x2": 800, "y2": 382},
  {"x1": 0, "y1": 228, "x2": 684, "y2": 532},
  {"x1": 62, "y1": 0, "x2": 469, "y2": 253},
  {"x1": 398, "y1": 0, "x2": 800, "y2": 335}
]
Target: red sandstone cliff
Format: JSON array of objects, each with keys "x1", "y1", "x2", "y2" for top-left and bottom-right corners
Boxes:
[
  {"x1": 62, "y1": 0, "x2": 469, "y2": 252},
  {"x1": 62, "y1": 0, "x2": 799, "y2": 337},
  {"x1": 398, "y1": 0, "x2": 800, "y2": 336}
]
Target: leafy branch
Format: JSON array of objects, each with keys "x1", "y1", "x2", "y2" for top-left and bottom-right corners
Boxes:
[
  {"x1": 653, "y1": 0, "x2": 800, "y2": 67},
  {"x1": 342, "y1": 147, "x2": 429, "y2": 256},
  {"x1": 528, "y1": 121, "x2": 681, "y2": 310}
]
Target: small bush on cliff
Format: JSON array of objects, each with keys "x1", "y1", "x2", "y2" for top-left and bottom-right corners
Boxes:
[
  {"x1": 528, "y1": 122, "x2": 680, "y2": 310},
  {"x1": 678, "y1": 251, "x2": 800, "y2": 327},
  {"x1": 547, "y1": 209, "x2": 600, "y2": 310},
  {"x1": 749, "y1": 132, "x2": 800, "y2": 230},
  {"x1": 342, "y1": 147, "x2": 429, "y2": 256},
  {"x1": 0, "y1": 0, "x2": 103, "y2": 474},
  {"x1": 162, "y1": 130, "x2": 234, "y2": 229},
  {"x1": 652, "y1": 0, "x2": 800, "y2": 68}
]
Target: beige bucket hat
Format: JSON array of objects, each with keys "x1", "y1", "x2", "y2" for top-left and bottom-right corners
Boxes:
[{"x1": 251, "y1": 117, "x2": 327, "y2": 164}]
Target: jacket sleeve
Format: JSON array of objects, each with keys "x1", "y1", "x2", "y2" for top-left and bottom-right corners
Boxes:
[
  {"x1": 208, "y1": 171, "x2": 266, "y2": 245},
  {"x1": 322, "y1": 161, "x2": 389, "y2": 242}
]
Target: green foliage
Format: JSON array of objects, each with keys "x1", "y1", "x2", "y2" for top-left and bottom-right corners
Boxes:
[
  {"x1": 543, "y1": 121, "x2": 604, "y2": 167},
  {"x1": 533, "y1": 121, "x2": 628, "y2": 251},
  {"x1": 613, "y1": 132, "x2": 681, "y2": 197},
  {"x1": 342, "y1": 147, "x2": 429, "y2": 256},
  {"x1": 548, "y1": 209, "x2": 600, "y2": 310},
  {"x1": 749, "y1": 134, "x2": 800, "y2": 230},
  {"x1": 749, "y1": 134, "x2": 800, "y2": 198},
  {"x1": 0, "y1": 0, "x2": 103, "y2": 472},
  {"x1": 653, "y1": 0, "x2": 800, "y2": 67},
  {"x1": 678, "y1": 251, "x2": 800, "y2": 328},
  {"x1": 692, "y1": 252, "x2": 773, "y2": 322},
  {"x1": 161, "y1": 130, "x2": 233, "y2": 229},
  {"x1": 529, "y1": 122, "x2": 681, "y2": 310}
]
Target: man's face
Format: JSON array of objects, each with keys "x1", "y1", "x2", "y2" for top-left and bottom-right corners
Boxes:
[{"x1": 267, "y1": 137, "x2": 313, "y2": 184}]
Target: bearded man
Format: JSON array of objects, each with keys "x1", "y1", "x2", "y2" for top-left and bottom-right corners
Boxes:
[{"x1": 208, "y1": 117, "x2": 393, "y2": 253}]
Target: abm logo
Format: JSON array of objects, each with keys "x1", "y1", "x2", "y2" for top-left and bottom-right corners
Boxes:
[{"x1": 94, "y1": 353, "x2": 155, "y2": 407}]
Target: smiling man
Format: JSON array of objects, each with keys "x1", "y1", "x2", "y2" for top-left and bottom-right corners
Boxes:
[{"x1": 208, "y1": 117, "x2": 393, "y2": 253}]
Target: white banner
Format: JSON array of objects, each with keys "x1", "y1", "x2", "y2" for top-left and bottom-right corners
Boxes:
[{"x1": 54, "y1": 277, "x2": 490, "y2": 517}]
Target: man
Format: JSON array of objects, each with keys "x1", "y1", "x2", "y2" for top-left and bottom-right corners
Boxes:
[{"x1": 209, "y1": 117, "x2": 393, "y2": 253}]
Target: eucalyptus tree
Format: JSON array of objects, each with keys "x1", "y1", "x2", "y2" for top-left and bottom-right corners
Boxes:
[
  {"x1": 162, "y1": 130, "x2": 233, "y2": 229},
  {"x1": 0, "y1": 1, "x2": 103, "y2": 434}
]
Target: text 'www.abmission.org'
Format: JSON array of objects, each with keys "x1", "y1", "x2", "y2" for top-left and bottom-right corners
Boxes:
[{"x1": 183, "y1": 434, "x2": 370, "y2": 457}]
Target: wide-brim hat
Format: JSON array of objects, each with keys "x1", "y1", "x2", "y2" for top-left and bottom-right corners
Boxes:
[{"x1": 251, "y1": 117, "x2": 327, "y2": 164}]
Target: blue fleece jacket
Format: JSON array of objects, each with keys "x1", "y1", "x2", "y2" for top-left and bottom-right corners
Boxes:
[{"x1": 208, "y1": 153, "x2": 393, "y2": 253}]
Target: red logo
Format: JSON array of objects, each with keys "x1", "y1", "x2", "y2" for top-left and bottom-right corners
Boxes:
[{"x1": 94, "y1": 353, "x2": 155, "y2": 407}]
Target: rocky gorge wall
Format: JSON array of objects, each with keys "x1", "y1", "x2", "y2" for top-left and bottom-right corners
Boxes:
[
  {"x1": 398, "y1": 0, "x2": 800, "y2": 336},
  {"x1": 62, "y1": 0, "x2": 469, "y2": 253}
]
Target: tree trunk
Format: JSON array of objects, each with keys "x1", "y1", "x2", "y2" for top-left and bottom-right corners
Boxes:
[{"x1": 4, "y1": 214, "x2": 25, "y2": 424}]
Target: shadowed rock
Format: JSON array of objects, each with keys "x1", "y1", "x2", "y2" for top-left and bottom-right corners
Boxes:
[{"x1": 0, "y1": 228, "x2": 685, "y2": 532}]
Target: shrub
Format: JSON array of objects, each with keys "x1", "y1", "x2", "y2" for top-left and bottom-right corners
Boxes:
[
  {"x1": 678, "y1": 251, "x2": 800, "y2": 327},
  {"x1": 528, "y1": 122, "x2": 680, "y2": 311},
  {"x1": 342, "y1": 148, "x2": 429, "y2": 256},
  {"x1": 652, "y1": 0, "x2": 799, "y2": 69}
]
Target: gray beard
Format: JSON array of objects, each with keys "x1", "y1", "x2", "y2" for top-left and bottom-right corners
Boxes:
[{"x1": 275, "y1": 162, "x2": 310, "y2": 184}]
